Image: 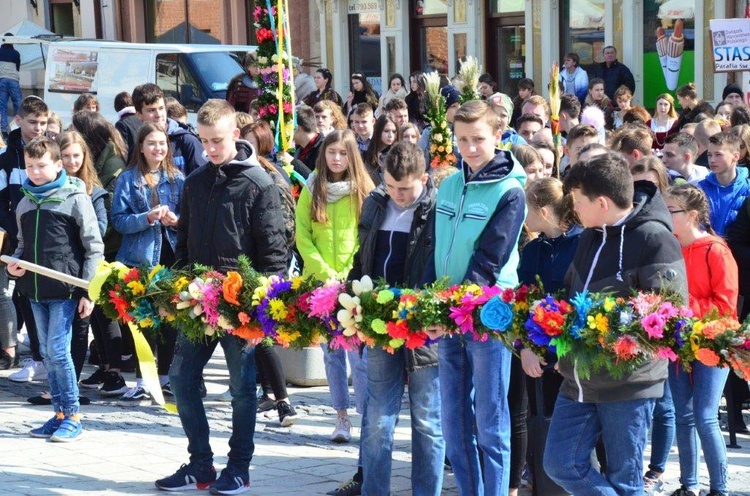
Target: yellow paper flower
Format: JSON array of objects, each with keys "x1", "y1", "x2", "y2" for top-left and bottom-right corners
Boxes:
[
  {"x1": 127, "y1": 280, "x2": 145, "y2": 296},
  {"x1": 148, "y1": 265, "x2": 164, "y2": 281},
  {"x1": 173, "y1": 276, "x2": 190, "y2": 293},
  {"x1": 587, "y1": 313, "x2": 608, "y2": 333},
  {"x1": 603, "y1": 297, "x2": 616, "y2": 312},
  {"x1": 291, "y1": 276, "x2": 304, "y2": 290},
  {"x1": 269, "y1": 299, "x2": 288, "y2": 320}
]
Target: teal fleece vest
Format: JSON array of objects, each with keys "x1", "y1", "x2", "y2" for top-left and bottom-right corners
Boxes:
[{"x1": 434, "y1": 160, "x2": 526, "y2": 287}]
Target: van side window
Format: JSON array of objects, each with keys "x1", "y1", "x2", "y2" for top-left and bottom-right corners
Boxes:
[{"x1": 155, "y1": 53, "x2": 202, "y2": 111}]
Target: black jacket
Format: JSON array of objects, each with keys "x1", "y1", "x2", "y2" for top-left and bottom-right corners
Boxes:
[
  {"x1": 175, "y1": 141, "x2": 288, "y2": 274},
  {"x1": 349, "y1": 181, "x2": 438, "y2": 370},
  {"x1": 0, "y1": 128, "x2": 27, "y2": 247},
  {"x1": 726, "y1": 197, "x2": 750, "y2": 319},
  {"x1": 560, "y1": 181, "x2": 688, "y2": 403},
  {"x1": 674, "y1": 101, "x2": 715, "y2": 131},
  {"x1": 593, "y1": 60, "x2": 635, "y2": 100},
  {"x1": 167, "y1": 118, "x2": 207, "y2": 175},
  {"x1": 115, "y1": 111, "x2": 142, "y2": 165}
]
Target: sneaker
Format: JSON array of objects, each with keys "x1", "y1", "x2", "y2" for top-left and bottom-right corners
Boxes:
[
  {"x1": 79, "y1": 367, "x2": 106, "y2": 389},
  {"x1": 209, "y1": 466, "x2": 249, "y2": 495},
  {"x1": 257, "y1": 393, "x2": 275, "y2": 412},
  {"x1": 0, "y1": 349, "x2": 13, "y2": 370},
  {"x1": 100, "y1": 371, "x2": 129, "y2": 396},
  {"x1": 643, "y1": 470, "x2": 663, "y2": 494},
  {"x1": 29, "y1": 413, "x2": 64, "y2": 438},
  {"x1": 161, "y1": 382, "x2": 174, "y2": 397},
  {"x1": 669, "y1": 487, "x2": 698, "y2": 496},
  {"x1": 50, "y1": 415, "x2": 83, "y2": 442},
  {"x1": 325, "y1": 477, "x2": 362, "y2": 496},
  {"x1": 277, "y1": 401, "x2": 298, "y2": 427},
  {"x1": 117, "y1": 386, "x2": 152, "y2": 406},
  {"x1": 217, "y1": 388, "x2": 232, "y2": 402},
  {"x1": 331, "y1": 416, "x2": 352, "y2": 443},
  {"x1": 8, "y1": 359, "x2": 47, "y2": 382},
  {"x1": 155, "y1": 463, "x2": 217, "y2": 491}
]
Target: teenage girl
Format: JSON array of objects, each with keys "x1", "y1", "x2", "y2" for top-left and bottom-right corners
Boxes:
[{"x1": 296, "y1": 129, "x2": 375, "y2": 442}]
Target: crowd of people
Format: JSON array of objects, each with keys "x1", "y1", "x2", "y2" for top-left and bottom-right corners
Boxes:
[{"x1": 0, "y1": 45, "x2": 747, "y2": 496}]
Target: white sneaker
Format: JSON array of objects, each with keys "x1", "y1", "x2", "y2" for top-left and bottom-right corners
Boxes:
[
  {"x1": 217, "y1": 388, "x2": 232, "y2": 402},
  {"x1": 331, "y1": 416, "x2": 352, "y2": 443},
  {"x1": 8, "y1": 359, "x2": 47, "y2": 382}
]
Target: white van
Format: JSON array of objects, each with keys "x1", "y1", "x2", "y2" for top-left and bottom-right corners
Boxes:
[{"x1": 3, "y1": 37, "x2": 256, "y2": 125}]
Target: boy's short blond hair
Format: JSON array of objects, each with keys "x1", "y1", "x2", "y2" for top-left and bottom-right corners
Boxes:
[
  {"x1": 19, "y1": 96, "x2": 49, "y2": 119},
  {"x1": 197, "y1": 99, "x2": 237, "y2": 127},
  {"x1": 708, "y1": 131, "x2": 741, "y2": 153},
  {"x1": 25, "y1": 136, "x2": 61, "y2": 162},
  {"x1": 453, "y1": 100, "x2": 500, "y2": 132}
]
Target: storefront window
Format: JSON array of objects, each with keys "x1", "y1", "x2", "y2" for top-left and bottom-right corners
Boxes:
[
  {"x1": 415, "y1": 0, "x2": 448, "y2": 16},
  {"x1": 145, "y1": 0, "x2": 226, "y2": 43},
  {"x1": 454, "y1": 33, "x2": 467, "y2": 74},
  {"x1": 642, "y1": 0, "x2": 695, "y2": 107},
  {"x1": 348, "y1": 12, "x2": 382, "y2": 94},
  {"x1": 419, "y1": 26, "x2": 449, "y2": 74},
  {"x1": 561, "y1": 0, "x2": 606, "y2": 71},
  {"x1": 489, "y1": 0, "x2": 525, "y2": 14}
]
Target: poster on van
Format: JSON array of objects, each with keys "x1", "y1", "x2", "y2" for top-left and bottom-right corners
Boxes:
[{"x1": 48, "y1": 48, "x2": 99, "y2": 93}]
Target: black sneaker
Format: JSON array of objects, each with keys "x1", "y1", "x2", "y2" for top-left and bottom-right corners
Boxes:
[
  {"x1": 155, "y1": 463, "x2": 216, "y2": 491},
  {"x1": 79, "y1": 368, "x2": 106, "y2": 389},
  {"x1": 669, "y1": 487, "x2": 698, "y2": 496},
  {"x1": 209, "y1": 466, "x2": 249, "y2": 495},
  {"x1": 257, "y1": 394, "x2": 275, "y2": 412},
  {"x1": 277, "y1": 401, "x2": 298, "y2": 427},
  {"x1": 326, "y1": 477, "x2": 362, "y2": 496},
  {"x1": 162, "y1": 382, "x2": 174, "y2": 397},
  {"x1": 100, "y1": 371, "x2": 128, "y2": 397},
  {"x1": 0, "y1": 349, "x2": 12, "y2": 370},
  {"x1": 117, "y1": 386, "x2": 152, "y2": 406}
]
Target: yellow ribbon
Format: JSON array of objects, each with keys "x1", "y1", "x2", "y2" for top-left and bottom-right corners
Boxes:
[
  {"x1": 276, "y1": 0, "x2": 287, "y2": 151},
  {"x1": 127, "y1": 322, "x2": 178, "y2": 413}
]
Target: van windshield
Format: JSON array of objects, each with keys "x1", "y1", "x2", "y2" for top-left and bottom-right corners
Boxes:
[{"x1": 187, "y1": 52, "x2": 246, "y2": 96}]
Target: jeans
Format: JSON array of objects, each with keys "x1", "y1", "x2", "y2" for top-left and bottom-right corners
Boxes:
[
  {"x1": 361, "y1": 346, "x2": 444, "y2": 496},
  {"x1": 320, "y1": 343, "x2": 367, "y2": 414},
  {"x1": 669, "y1": 362, "x2": 730, "y2": 493},
  {"x1": 169, "y1": 332, "x2": 257, "y2": 470},
  {"x1": 30, "y1": 299, "x2": 79, "y2": 416},
  {"x1": 0, "y1": 78, "x2": 22, "y2": 133},
  {"x1": 648, "y1": 380, "x2": 675, "y2": 474},
  {"x1": 438, "y1": 333, "x2": 512, "y2": 496},
  {"x1": 544, "y1": 394, "x2": 655, "y2": 496}
]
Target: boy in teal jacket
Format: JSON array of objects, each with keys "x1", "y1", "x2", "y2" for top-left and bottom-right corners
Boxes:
[{"x1": 427, "y1": 100, "x2": 526, "y2": 495}]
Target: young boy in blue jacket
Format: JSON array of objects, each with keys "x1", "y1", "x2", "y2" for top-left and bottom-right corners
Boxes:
[
  {"x1": 426, "y1": 100, "x2": 527, "y2": 495},
  {"x1": 9, "y1": 137, "x2": 103, "y2": 442}
]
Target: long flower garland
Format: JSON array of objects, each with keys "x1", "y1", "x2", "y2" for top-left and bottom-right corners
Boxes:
[
  {"x1": 424, "y1": 72, "x2": 457, "y2": 170},
  {"x1": 89, "y1": 262, "x2": 750, "y2": 381}
]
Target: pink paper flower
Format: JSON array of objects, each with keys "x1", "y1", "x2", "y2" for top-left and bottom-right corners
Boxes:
[
  {"x1": 656, "y1": 346, "x2": 678, "y2": 361},
  {"x1": 641, "y1": 313, "x2": 666, "y2": 339},
  {"x1": 657, "y1": 302, "x2": 679, "y2": 320},
  {"x1": 309, "y1": 283, "x2": 342, "y2": 318},
  {"x1": 449, "y1": 305, "x2": 475, "y2": 334}
]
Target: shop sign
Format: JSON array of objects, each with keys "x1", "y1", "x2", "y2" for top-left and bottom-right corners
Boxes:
[
  {"x1": 710, "y1": 18, "x2": 750, "y2": 72},
  {"x1": 348, "y1": 0, "x2": 379, "y2": 13}
]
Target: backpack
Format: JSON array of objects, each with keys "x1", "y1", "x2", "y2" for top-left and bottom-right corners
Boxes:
[{"x1": 266, "y1": 168, "x2": 296, "y2": 251}]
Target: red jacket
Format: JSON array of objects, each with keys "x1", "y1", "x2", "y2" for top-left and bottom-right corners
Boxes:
[{"x1": 682, "y1": 235, "x2": 739, "y2": 318}]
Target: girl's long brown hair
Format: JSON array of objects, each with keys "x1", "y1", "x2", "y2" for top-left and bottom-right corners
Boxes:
[
  {"x1": 311, "y1": 129, "x2": 374, "y2": 225},
  {"x1": 131, "y1": 123, "x2": 180, "y2": 188},
  {"x1": 525, "y1": 177, "x2": 577, "y2": 232},
  {"x1": 56, "y1": 131, "x2": 102, "y2": 195}
]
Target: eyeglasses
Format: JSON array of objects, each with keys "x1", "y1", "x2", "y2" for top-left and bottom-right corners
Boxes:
[{"x1": 669, "y1": 210, "x2": 686, "y2": 215}]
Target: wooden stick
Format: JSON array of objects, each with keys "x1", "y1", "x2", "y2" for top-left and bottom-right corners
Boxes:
[{"x1": 0, "y1": 255, "x2": 90, "y2": 290}]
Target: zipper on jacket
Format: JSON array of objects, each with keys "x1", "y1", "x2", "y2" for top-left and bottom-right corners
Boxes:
[
  {"x1": 442, "y1": 184, "x2": 468, "y2": 276},
  {"x1": 574, "y1": 358, "x2": 583, "y2": 402},
  {"x1": 33, "y1": 204, "x2": 40, "y2": 301}
]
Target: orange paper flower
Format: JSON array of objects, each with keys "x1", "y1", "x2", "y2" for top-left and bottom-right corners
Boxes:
[
  {"x1": 222, "y1": 271, "x2": 243, "y2": 306},
  {"x1": 695, "y1": 348, "x2": 721, "y2": 367},
  {"x1": 233, "y1": 323, "x2": 264, "y2": 340}
]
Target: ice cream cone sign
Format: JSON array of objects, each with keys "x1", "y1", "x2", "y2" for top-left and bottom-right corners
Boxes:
[{"x1": 655, "y1": 20, "x2": 685, "y2": 91}]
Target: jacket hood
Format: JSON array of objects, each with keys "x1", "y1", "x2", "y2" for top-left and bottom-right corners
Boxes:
[
  {"x1": 370, "y1": 176, "x2": 436, "y2": 208},
  {"x1": 166, "y1": 118, "x2": 193, "y2": 137},
  {"x1": 22, "y1": 171, "x2": 86, "y2": 202},
  {"x1": 462, "y1": 148, "x2": 526, "y2": 186},
  {"x1": 702, "y1": 165, "x2": 749, "y2": 190},
  {"x1": 687, "y1": 235, "x2": 729, "y2": 251},
  {"x1": 602, "y1": 180, "x2": 672, "y2": 235},
  {"x1": 210, "y1": 140, "x2": 262, "y2": 173},
  {"x1": 6, "y1": 128, "x2": 24, "y2": 151}
]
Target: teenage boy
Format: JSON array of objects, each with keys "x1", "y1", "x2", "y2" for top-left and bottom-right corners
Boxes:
[
  {"x1": 511, "y1": 78, "x2": 535, "y2": 127},
  {"x1": 520, "y1": 95, "x2": 550, "y2": 127},
  {"x1": 291, "y1": 105, "x2": 321, "y2": 174},
  {"x1": 427, "y1": 100, "x2": 526, "y2": 495},
  {"x1": 10, "y1": 137, "x2": 103, "y2": 442},
  {"x1": 349, "y1": 142, "x2": 444, "y2": 496},
  {"x1": 693, "y1": 118, "x2": 722, "y2": 168},
  {"x1": 516, "y1": 113, "x2": 544, "y2": 143},
  {"x1": 561, "y1": 123, "x2": 599, "y2": 175},
  {"x1": 699, "y1": 131, "x2": 750, "y2": 236},
  {"x1": 614, "y1": 124, "x2": 654, "y2": 167},
  {"x1": 384, "y1": 97, "x2": 409, "y2": 127},
  {"x1": 114, "y1": 91, "x2": 141, "y2": 165},
  {"x1": 545, "y1": 152, "x2": 687, "y2": 495},
  {"x1": 313, "y1": 100, "x2": 336, "y2": 136},
  {"x1": 0, "y1": 95, "x2": 48, "y2": 383},
  {"x1": 559, "y1": 93, "x2": 581, "y2": 134},
  {"x1": 156, "y1": 99, "x2": 288, "y2": 494},
  {"x1": 131, "y1": 83, "x2": 207, "y2": 175},
  {"x1": 350, "y1": 103, "x2": 375, "y2": 153},
  {"x1": 662, "y1": 132, "x2": 708, "y2": 184}
]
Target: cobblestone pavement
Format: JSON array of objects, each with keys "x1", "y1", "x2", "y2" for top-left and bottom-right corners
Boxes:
[{"x1": 1, "y1": 347, "x2": 749, "y2": 495}]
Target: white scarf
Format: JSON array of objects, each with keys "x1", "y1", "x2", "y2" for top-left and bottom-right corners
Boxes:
[{"x1": 306, "y1": 173, "x2": 352, "y2": 203}]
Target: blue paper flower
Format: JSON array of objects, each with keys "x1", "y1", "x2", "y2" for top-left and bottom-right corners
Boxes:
[
  {"x1": 525, "y1": 319, "x2": 552, "y2": 347},
  {"x1": 480, "y1": 295, "x2": 514, "y2": 331},
  {"x1": 569, "y1": 291, "x2": 593, "y2": 340}
]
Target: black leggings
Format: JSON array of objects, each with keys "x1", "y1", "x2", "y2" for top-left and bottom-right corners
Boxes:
[
  {"x1": 90, "y1": 306, "x2": 122, "y2": 369},
  {"x1": 255, "y1": 341, "x2": 288, "y2": 400},
  {"x1": 70, "y1": 312, "x2": 90, "y2": 381},
  {"x1": 129, "y1": 323, "x2": 177, "y2": 378},
  {"x1": 15, "y1": 292, "x2": 41, "y2": 362},
  {"x1": 508, "y1": 354, "x2": 529, "y2": 489}
]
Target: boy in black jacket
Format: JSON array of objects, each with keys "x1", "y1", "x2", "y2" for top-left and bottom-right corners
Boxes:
[
  {"x1": 328, "y1": 142, "x2": 444, "y2": 496},
  {"x1": 155, "y1": 99, "x2": 287, "y2": 495},
  {"x1": 544, "y1": 152, "x2": 687, "y2": 495}
]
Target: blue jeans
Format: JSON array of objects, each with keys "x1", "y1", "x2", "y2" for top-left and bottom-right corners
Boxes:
[
  {"x1": 669, "y1": 362, "x2": 730, "y2": 493},
  {"x1": 0, "y1": 78, "x2": 22, "y2": 133},
  {"x1": 320, "y1": 343, "x2": 367, "y2": 414},
  {"x1": 169, "y1": 332, "x2": 257, "y2": 470},
  {"x1": 649, "y1": 379, "x2": 675, "y2": 473},
  {"x1": 361, "y1": 346, "x2": 445, "y2": 496},
  {"x1": 30, "y1": 299, "x2": 79, "y2": 416},
  {"x1": 544, "y1": 394, "x2": 655, "y2": 496},
  {"x1": 438, "y1": 333, "x2": 512, "y2": 496}
]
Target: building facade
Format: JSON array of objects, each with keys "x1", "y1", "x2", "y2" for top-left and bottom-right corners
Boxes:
[{"x1": 322, "y1": 0, "x2": 742, "y2": 106}]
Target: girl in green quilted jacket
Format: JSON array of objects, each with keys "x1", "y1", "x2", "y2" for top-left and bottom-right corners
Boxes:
[{"x1": 296, "y1": 129, "x2": 375, "y2": 443}]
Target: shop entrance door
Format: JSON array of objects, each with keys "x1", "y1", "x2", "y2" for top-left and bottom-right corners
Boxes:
[{"x1": 486, "y1": 15, "x2": 525, "y2": 97}]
